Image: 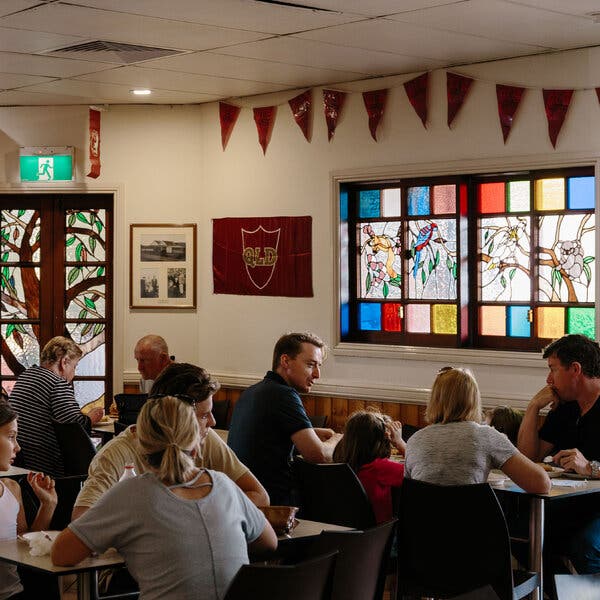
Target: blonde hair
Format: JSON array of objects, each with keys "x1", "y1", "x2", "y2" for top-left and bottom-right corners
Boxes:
[
  {"x1": 425, "y1": 367, "x2": 482, "y2": 425},
  {"x1": 40, "y1": 336, "x2": 82, "y2": 366},
  {"x1": 136, "y1": 395, "x2": 200, "y2": 486}
]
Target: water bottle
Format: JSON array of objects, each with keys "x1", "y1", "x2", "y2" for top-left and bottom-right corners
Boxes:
[{"x1": 119, "y1": 464, "x2": 137, "y2": 481}]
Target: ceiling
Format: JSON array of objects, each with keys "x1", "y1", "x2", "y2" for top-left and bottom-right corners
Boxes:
[{"x1": 1, "y1": 0, "x2": 600, "y2": 106}]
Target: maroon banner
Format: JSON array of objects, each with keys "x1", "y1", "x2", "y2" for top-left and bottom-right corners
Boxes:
[
  {"x1": 219, "y1": 102, "x2": 241, "y2": 150},
  {"x1": 86, "y1": 108, "x2": 101, "y2": 179},
  {"x1": 543, "y1": 89, "x2": 574, "y2": 148},
  {"x1": 213, "y1": 216, "x2": 313, "y2": 297},
  {"x1": 289, "y1": 90, "x2": 312, "y2": 142},
  {"x1": 362, "y1": 88, "x2": 388, "y2": 141},
  {"x1": 404, "y1": 72, "x2": 428, "y2": 128},
  {"x1": 253, "y1": 106, "x2": 276, "y2": 154},
  {"x1": 496, "y1": 84, "x2": 525, "y2": 143},
  {"x1": 323, "y1": 89, "x2": 347, "y2": 141},
  {"x1": 447, "y1": 72, "x2": 474, "y2": 128},
  {"x1": 596, "y1": 88, "x2": 600, "y2": 105}
]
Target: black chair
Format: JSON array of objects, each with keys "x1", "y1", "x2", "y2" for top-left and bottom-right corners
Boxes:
[
  {"x1": 554, "y1": 573, "x2": 600, "y2": 599},
  {"x1": 114, "y1": 393, "x2": 148, "y2": 426},
  {"x1": 52, "y1": 419, "x2": 97, "y2": 476},
  {"x1": 309, "y1": 415, "x2": 328, "y2": 428},
  {"x1": 113, "y1": 421, "x2": 128, "y2": 436},
  {"x1": 400, "y1": 423, "x2": 420, "y2": 442},
  {"x1": 223, "y1": 551, "x2": 338, "y2": 600},
  {"x1": 306, "y1": 520, "x2": 397, "y2": 600},
  {"x1": 292, "y1": 458, "x2": 376, "y2": 529},
  {"x1": 397, "y1": 478, "x2": 539, "y2": 600},
  {"x1": 212, "y1": 398, "x2": 230, "y2": 430}
]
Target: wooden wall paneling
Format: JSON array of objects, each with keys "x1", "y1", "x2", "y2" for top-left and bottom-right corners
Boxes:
[
  {"x1": 382, "y1": 402, "x2": 402, "y2": 422},
  {"x1": 331, "y1": 397, "x2": 349, "y2": 432},
  {"x1": 314, "y1": 396, "x2": 332, "y2": 427},
  {"x1": 348, "y1": 399, "x2": 366, "y2": 416},
  {"x1": 302, "y1": 396, "x2": 316, "y2": 417}
]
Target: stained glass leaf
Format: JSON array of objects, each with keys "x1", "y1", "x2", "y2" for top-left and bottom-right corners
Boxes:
[
  {"x1": 383, "y1": 282, "x2": 389, "y2": 298},
  {"x1": 93, "y1": 323, "x2": 104, "y2": 336},
  {"x1": 428, "y1": 260, "x2": 434, "y2": 274},
  {"x1": 366, "y1": 271, "x2": 371, "y2": 293},
  {"x1": 435, "y1": 250, "x2": 440, "y2": 266},
  {"x1": 66, "y1": 237, "x2": 75, "y2": 247},
  {"x1": 68, "y1": 213, "x2": 76, "y2": 227},
  {"x1": 584, "y1": 256, "x2": 594, "y2": 264},
  {"x1": 81, "y1": 323, "x2": 92, "y2": 336},
  {"x1": 17, "y1": 210, "x2": 25, "y2": 218},
  {"x1": 75, "y1": 243, "x2": 83, "y2": 261},
  {"x1": 90, "y1": 237, "x2": 96, "y2": 254},
  {"x1": 5, "y1": 323, "x2": 14, "y2": 337},
  {"x1": 509, "y1": 268, "x2": 516, "y2": 280},
  {"x1": 67, "y1": 267, "x2": 81, "y2": 285},
  {"x1": 97, "y1": 266, "x2": 104, "y2": 276},
  {"x1": 421, "y1": 269, "x2": 426, "y2": 285},
  {"x1": 95, "y1": 221, "x2": 103, "y2": 234},
  {"x1": 84, "y1": 297, "x2": 96, "y2": 310},
  {"x1": 584, "y1": 264, "x2": 591, "y2": 283},
  {"x1": 76, "y1": 213, "x2": 89, "y2": 225},
  {"x1": 501, "y1": 275, "x2": 506, "y2": 288},
  {"x1": 78, "y1": 309, "x2": 88, "y2": 319}
]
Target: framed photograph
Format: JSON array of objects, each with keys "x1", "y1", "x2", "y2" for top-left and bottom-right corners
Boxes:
[{"x1": 129, "y1": 223, "x2": 197, "y2": 309}]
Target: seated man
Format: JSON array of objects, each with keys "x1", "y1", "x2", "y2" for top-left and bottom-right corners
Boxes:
[
  {"x1": 518, "y1": 334, "x2": 600, "y2": 574},
  {"x1": 73, "y1": 363, "x2": 268, "y2": 520},
  {"x1": 228, "y1": 332, "x2": 342, "y2": 505},
  {"x1": 134, "y1": 334, "x2": 172, "y2": 393}
]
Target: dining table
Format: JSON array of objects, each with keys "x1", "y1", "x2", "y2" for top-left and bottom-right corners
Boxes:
[{"x1": 491, "y1": 474, "x2": 600, "y2": 600}]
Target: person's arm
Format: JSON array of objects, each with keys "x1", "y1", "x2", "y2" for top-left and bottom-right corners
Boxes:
[
  {"x1": 291, "y1": 428, "x2": 343, "y2": 463},
  {"x1": 51, "y1": 380, "x2": 92, "y2": 428},
  {"x1": 312, "y1": 427, "x2": 335, "y2": 441},
  {"x1": 51, "y1": 528, "x2": 93, "y2": 566},
  {"x1": 501, "y1": 452, "x2": 551, "y2": 494},
  {"x1": 553, "y1": 448, "x2": 591, "y2": 475},
  {"x1": 248, "y1": 521, "x2": 278, "y2": 555},
  {"x1": 10, "y1": 475, "x2": 57, "y2": 536},
  {"x1": 517, "y1": 386, "x2": 556, "y2": 461},
  {"x1": 387, "y1": 420, "x2": 406, "y2": 456},
  {"x1": 234, "y1": 471, "x2": 270, "y2": 507}
]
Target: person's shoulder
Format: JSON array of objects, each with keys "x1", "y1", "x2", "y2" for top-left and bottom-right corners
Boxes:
[{"x1": 2, "y1": 478, "x2": 20, "y2": 498}]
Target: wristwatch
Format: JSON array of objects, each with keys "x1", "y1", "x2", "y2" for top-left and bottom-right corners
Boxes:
[{"x1": 589, "y1": 460, "x2": 600, "y2": 479}]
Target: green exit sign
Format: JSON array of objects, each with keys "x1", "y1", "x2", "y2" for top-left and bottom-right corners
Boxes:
[{"x1": 19, "y1": 147, "x2": 74, "y2": 182}]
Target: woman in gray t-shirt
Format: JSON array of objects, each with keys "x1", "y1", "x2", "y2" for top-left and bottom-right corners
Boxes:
[
  {"x1": 52, "y1": 395, "x2": 277, "y2": 600},
  {"x1": 406, "y1": 368, "x2": 550, "y2": 494}
]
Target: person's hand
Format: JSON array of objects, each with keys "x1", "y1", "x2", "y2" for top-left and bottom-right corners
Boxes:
[
  {"x1": 314, "y1": 427, "x2": 335, "y2": 441},
  {"x1": 530, "y1": 386, "x2": 559, "y2": 411},
  {"x1": 386, "y1": 420, "x2": 406, "y2": 454},
  {"x1": 553, "y1": 448, "x2": 589, "y2": 475},
  {"x1": 87, "y1": 407, "x2": 104, "y2": 425},
  {"x1": 27, "y1": 472, "x2": 57, "y2": 506}
]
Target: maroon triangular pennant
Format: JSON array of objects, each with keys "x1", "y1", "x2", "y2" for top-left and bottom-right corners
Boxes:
[
  {"x1": 219, "y1": 102, "x2": 241, "y2": 151},
  {"x1": 87, "y1": 108, "x2": 101, "y2": 179},
  {"x1": 362, "y1": 89, "x2": 388, "y2": 141},
  {"x1": 496, "y1": 84, "x2": 525, "y2": 143},
  {"x1": 596, "y1": 88, "x2": 600, "y2": 105},
  {"x1": 447, "y1": 72, "x2": 474, "y2": 128},
  {"x1": 543, "y1": 89, "x2": 574, "y2": 148},
  {"x1": 253, "y1": 106, "x2": 276, "y2": 154},
  {"x1": 323, "y1": 89, "x2": 347, "y2": 142},
  {"x1": 404, "y1": 73, "x2": 428, "y2": 128},
  {"x1": 288, "y1": 90, "x2": 312, "y2": 142}
]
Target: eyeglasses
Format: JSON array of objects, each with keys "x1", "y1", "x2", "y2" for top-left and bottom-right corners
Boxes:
[{"x1": 147, "y1": 393, "x2": 198, "y2": 407}]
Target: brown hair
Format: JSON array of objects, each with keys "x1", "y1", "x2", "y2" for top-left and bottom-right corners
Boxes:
[
  {"x1": 333, "y1": 409, "x2": 391, "y2": 472},
  {"x1": 425, "y1": 367, "x2": 482, "y2": 424},
  {"x1": 0, "y1": 400, "x2": 17, "y2": 428},
  {"x1": 487, "y1": 405, "x2": 523, "y2": 445},
  {"x1": 272, "y1": 332, "x2": 326, "y2": 371},
  {"x1": 150, "y1": 363, "x2": 220, "y2": 402},
  {"x1": 40, "y1": 336, "x2": 82, "y2": 366}
]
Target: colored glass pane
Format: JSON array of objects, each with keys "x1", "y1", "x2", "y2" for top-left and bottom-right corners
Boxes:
[
  {"x1": 358, "y1": 221, "x2": 402, "y2": 299},
  {"x1": 358, "y1": 302, "x2": 381, "y2": 330},
  {"x1": 72, "y1": 380, "x2": 105, "y2": 410},
  {"x1": 383, "y1": 303, "x2": 402, "y2": 331},
  {"x1": 340, "y1": 188, "x2": 348, "y2": 221},
  {"x1": 507, "y1": 305, "x2": 531, "y2": 337},
  {"x1": 479, "y1": 216, "x2": 530, "y2": 302},
  {"x1": 507, "y1": 181, "x2": 530, "y2": 212},
  {"x1": 75, "y1": 343, "x2": 105, "y2": 377},
  {"x1": 479, "y1": 305, "x2": 505, "y2": 336},
  {"x1": 568, "y1": 176, "x2": 595, "y2": 210},
  {"x1": 407, "y1": 187, "x2": 430, "y2": 216},
  {"x1": 538, "y1": 214, "x2": 595, "y2": 303},
  {"x1": 478, "y1": 182, "x2": 505, "y2": 214},
  {"x1": 1, "y1": 209, "x2": 41, "y2": 262},
  {"x1": 432, "y1": 304, "x2": 456, "y2": 334},
  {"x1": 406, "y1": 304, "x2": 430, "y2": 333},
  {"x1": 1, "y1": 266, "x2": 40, "y2": 320},
  {"x1": 537, "y1": 307, "x2": 564, "y2": 339},
  {"x1": 432, "y1": 185, "x2": 456, "y2": 214},
  {"x1": 408, "y1": 219, "x2": 457, "y2": 300},
  {"x1": 382, "y1": 188, "x2": 401, "y2": 217},
  {"x1": 66, "y1": 209, "x2": 106, "y2": 262},
  {"x1": 1, "y1": 323, "x2": 39, "y2": 371},
  {"x1": 341, "y1": 303, "x2": 349, "y2": 336},
  {"x1": 340, "y1": 223, "x2": 349, "y2": 303},
  {"x1": 66, "y1": 320, "x2": 105, "y2": 346},
  {"x1": 567, "y1": 307, "x2": 594, "y2": 338},
  {"x1": 66, "y1": 282, "x2": 106, "y2": 319},
  {"x1": 359, "y1": 190, "x2": 381, "y2": 218},
  {"x1": 535, "y1": 178, "x2": 564, "y2": 211}
]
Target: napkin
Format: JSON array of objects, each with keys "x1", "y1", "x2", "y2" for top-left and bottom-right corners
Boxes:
[
  {"x1": 22, "y1": 532, "x2": 57, "y2": 556},
  {"x1": 552, "y1": 479, "x2": 586, "y2": 488}
]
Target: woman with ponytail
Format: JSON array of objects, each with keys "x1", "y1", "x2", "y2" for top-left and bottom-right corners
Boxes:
[{"x1": 52, "y1": 396, "x2": 276, "y2": 600}]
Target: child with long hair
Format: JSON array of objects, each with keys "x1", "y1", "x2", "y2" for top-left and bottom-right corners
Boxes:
[
  {"x1": 333, "y1": 410, "x2": 405, "y2": 523},
  {"x1": 0, "y1": 400, "x2": 56, "y2": 599}
]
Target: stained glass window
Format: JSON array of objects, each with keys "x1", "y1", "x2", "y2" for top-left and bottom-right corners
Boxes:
[{"x1": 340, "y1": 166, "x2": 595, "y2": 351}]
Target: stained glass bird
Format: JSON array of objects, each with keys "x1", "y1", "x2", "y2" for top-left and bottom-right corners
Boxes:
[{"x1": 413, "y1": 222, "x2": 438, "y2": 278}]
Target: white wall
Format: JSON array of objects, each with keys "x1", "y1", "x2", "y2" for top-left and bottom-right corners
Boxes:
[{"x1": 2, "y1": 47, "x2": 599, "y2": 410}]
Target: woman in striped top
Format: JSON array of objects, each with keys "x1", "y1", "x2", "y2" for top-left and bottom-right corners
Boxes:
[{"x1": 9, "y1": 336, "x2": 104, "y2": 477}]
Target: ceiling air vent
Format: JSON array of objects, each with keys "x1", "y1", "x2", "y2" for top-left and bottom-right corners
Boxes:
[{"x1": 42, "y1": 40, "x2": 183, "y2": 64}]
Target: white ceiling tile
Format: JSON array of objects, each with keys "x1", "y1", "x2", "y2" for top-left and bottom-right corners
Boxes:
[
  {"x1": 0, "y1": 52, "x2": 118, "y2": 77},
  {"x1": 387, "y1": 0, "x2": 600, "y2": 49},
  {"x1": 0, "y1": 72, "x2": 55, "y2": 89},
  {"x1": 510, "y1": 0, "x2": 600, "y2": 18},
  {"x1": 0, "y1": 89, "x2": 101, "y2": 105},
  {"x1": 0, "y1": 4, "x2": 269, "y2": 51},
  {"x1": 0, "y1": 27, "x2": 86, "y2": 53},
  {"x1": 60, "y1": 0, "x2": 363, "y2": 35},
  {"x1": 217, "y1": 36, "x2": 445, "y2": 75},
  {"x1": 0, "y1": 0, "x2": 38, "y2": 18},
  {"x1": 296, "y1": 0, "x2": 468, "y2": 17}
]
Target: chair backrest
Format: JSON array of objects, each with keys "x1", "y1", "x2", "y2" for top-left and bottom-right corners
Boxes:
[
  {"x1": 292, "y1": 458, "x2": 376, "y2": 529},
  {"x1": 224, "y1": 551, "x2": 338, "y2": 600},
  {"x1": 212, "y1": 398, "x2": 230, "y2": 430},
  {"x1": 51, "y1": 420, "x2": 97, "y2": 476},
  {"x1": 398, "y1": 478, "x2": 514, "y2": 600},
  {"x1": 114, "y1": 393, "x2": 148, "y2": 425},
  {"x1": 306, "y1": 520, "x2": 397, "y2": 600},
  {"x1": 309, "y1": 415, "x2": 328, "y2": 428},
  {"x1": 400, "y1": 423, "x2": 420, "y2": 442},
  {"x1": 113, "y1": 421, "x2": 128, "y2": 436}
]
